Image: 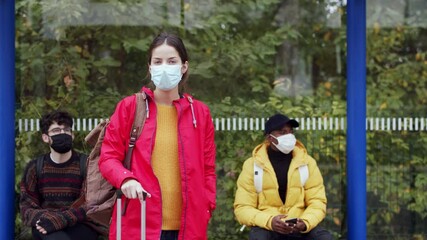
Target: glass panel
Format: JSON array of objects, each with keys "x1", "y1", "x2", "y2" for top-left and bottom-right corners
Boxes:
[
  {"x1": 15, "y1": 0, "x2": 347, "y2": 239},
  {"x1": 367, "y1": 0, "x2": 427, "y2": 239}
]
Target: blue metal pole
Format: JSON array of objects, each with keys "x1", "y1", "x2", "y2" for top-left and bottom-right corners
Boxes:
[
  {"x1": 0, "y1": 0, "x2": 16, "y2": 239},
  {"x1": 346, "y1": 0, "x2": 366, "y2": 240}
]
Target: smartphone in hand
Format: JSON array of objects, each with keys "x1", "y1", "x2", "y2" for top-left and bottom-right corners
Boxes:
[{"x1": 284, "y1": 218, "x2": 298, "y2": 225}]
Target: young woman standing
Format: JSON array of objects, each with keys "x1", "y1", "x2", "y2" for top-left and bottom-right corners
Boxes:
[{"x1": 99, "y1": 32, "x2": 216, "y2": 240}]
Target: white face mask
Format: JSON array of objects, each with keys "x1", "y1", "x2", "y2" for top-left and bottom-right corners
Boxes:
[
  {"x1": 150, "y1": 64, "x2": 183, "y2": 90},
  {"x1": 270, "y1": 133, "x2": 296, "y2": 154}
]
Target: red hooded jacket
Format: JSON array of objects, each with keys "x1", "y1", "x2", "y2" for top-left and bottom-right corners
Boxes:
[{"x1": 99, "y1": 87, "x2": 216, "y2": 240}]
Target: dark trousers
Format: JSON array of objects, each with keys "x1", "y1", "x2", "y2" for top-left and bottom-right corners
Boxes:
[
  {"x1": 249, "y1": 226, "x2": 333, "y2": 240},
  {"x1": 32, "y1": 223, "x2": 98, "y2": 240},
  {"x1": 160, "y1": 230, "x2": 179, "y2": 240}
]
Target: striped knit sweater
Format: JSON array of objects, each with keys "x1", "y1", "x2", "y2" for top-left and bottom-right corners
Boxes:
[{"x1": 19, "y1": 151, "x2": 87, "y2": 233}]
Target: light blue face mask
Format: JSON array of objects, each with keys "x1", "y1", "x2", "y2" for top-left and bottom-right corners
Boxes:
[{"x1": 150, "y1": 64, "x2": 183, "y2": 90}]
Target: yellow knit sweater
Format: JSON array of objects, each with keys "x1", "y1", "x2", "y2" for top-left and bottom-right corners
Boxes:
[{"x1": 152, "y1": 104, "x2": 182, "y2": 230}]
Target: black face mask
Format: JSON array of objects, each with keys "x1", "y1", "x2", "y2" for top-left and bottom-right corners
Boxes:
[{"x1": 50, "y1": 133, "x2": 73, "y2": 153}]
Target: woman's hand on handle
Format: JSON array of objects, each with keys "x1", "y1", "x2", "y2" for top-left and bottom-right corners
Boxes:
[{"x1": 121, "y1": 179, "x2": 151, "y2": 202}]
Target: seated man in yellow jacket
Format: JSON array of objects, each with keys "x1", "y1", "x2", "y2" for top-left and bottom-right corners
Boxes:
[{"x1": 234, "y1": 113, "x2": 333, "y2": 240}]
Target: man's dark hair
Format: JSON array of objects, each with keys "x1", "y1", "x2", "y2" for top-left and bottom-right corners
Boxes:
[{"x1": 40, "y1": 111, "x2": 73, "y2": 134}]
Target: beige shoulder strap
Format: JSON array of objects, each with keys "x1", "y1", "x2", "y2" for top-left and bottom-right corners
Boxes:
[{"x1": 123, "y1": 92, "x2": 147, "y2": 169}]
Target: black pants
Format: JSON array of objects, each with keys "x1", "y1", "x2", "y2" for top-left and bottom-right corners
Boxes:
[
  {"x1": 249, "y1": 226, "x2": 333, "y2": 240},
  {"x1": 32, "y1": 223, "x2": 98, "y2": 240},
  {"x1": 160, "y1": 230, "x2": 179, "y2": 240}
]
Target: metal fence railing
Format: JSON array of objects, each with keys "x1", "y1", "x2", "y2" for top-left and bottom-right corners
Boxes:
[{"x1": 17, "y1": 117, "x2": 427, "y2": 132}]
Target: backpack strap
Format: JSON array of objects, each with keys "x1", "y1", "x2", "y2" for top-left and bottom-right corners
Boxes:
[
  {"x1": 298, "y1": 164, "x2": 309, "y2": 187},
  {"x1": 123, "y1": 92, "x2": 147, "y2": 169},
  {"x1": 36, "y1": 155, "x2": 45, "y2": 179},
  {"x1": 121, "y1": 92, "x2": 147, "y2": 215},
  {"x1": 79, "y1": 153, "x2": 87, "y2": 179},
  {"x1": 253, "y1": 162, "x2": 263, "y2": 193}
]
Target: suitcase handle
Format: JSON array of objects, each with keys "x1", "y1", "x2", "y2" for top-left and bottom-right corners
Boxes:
[
  {"x1": 116, "y1": 190, "x2": 146, "y2": 240},
  {"x1": 116, "y1": 190, "x2": 147, "y2": 200}
]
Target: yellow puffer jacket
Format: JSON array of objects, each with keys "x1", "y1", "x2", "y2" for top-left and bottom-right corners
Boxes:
[{"x1": 234, "y1": 140, "x2": 327, "y2": 232}]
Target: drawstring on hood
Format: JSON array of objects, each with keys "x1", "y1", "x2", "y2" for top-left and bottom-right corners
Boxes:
[
  {"x1": 145, "y1": 97, "x2": 150, "y2": 119},
  {"x1": 187, "y1": 96, "x2": 197, "y2": 128}
]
